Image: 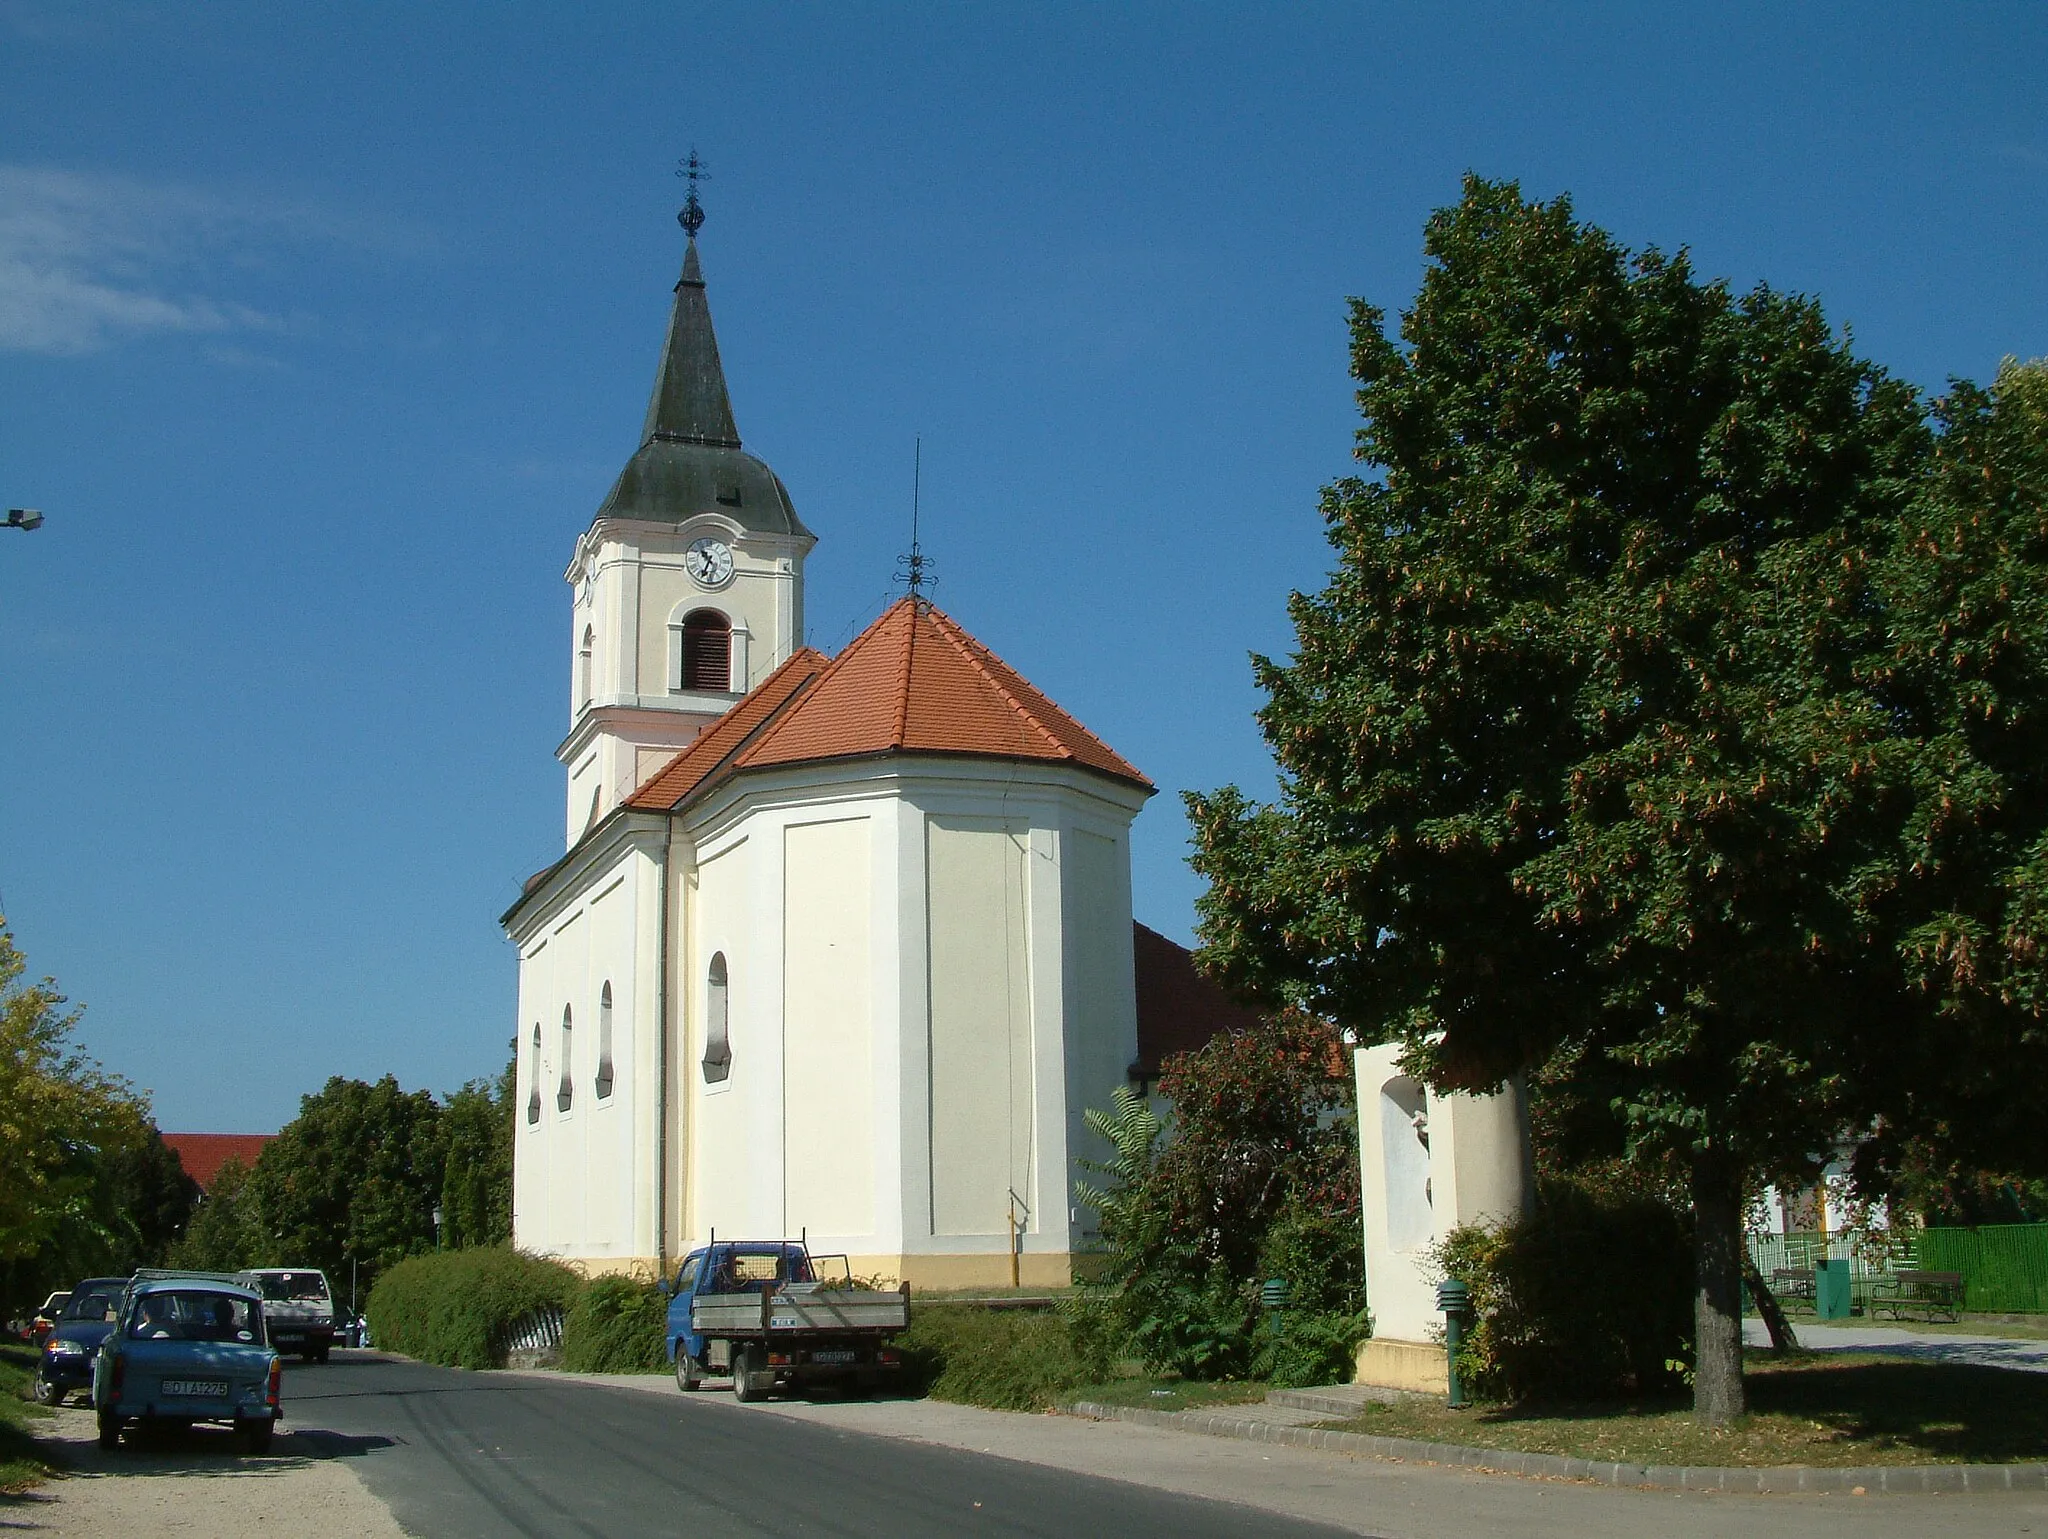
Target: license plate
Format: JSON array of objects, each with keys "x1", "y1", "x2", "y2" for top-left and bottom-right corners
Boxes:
[
  {"x1": 810, "y1": 1349, "x2": 857, "y2": 1364},
  {"x1": 161, "y1": 1378, "x2": 228, "y2": 1398}
]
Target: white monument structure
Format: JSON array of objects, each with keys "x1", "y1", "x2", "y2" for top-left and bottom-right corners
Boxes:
[{"x1": 1353, "y1": 1042, "x2": 1533, "y2": 1391}]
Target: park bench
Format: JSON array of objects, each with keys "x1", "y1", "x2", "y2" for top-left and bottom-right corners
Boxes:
[
  {"x1": 1771, "y1": 1267, "x2": 1817, "y2": 1310},
  {"x1": 1869, "y1": 1269, "x2": 1964, "y2": 1324}
]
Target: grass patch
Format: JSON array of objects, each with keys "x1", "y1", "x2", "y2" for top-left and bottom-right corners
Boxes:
[
  {"x1": 1317, "y1": 1352, "x2": 2048, "y2": 1467},
  {"x1": 1067, "y1": 1377, "x2": 1271, "y2": 1413},
  {"x1": 1798, "y1": 1316, "x2": 2048, "y2": 1342},
  {"x1": 0, "y1": 1343, "x2": 60, "y2": 1492}
]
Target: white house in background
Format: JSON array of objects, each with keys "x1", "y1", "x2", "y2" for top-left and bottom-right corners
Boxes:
[{"x1": 500, "y1": 212, "x2": 1234, "y2": 1286}]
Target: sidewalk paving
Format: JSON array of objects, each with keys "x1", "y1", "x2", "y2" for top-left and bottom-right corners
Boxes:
[
  {"x1": 1744, "y1": 1317, "x2": 2048, "y2": 1373},
  {"x1": 521, "y1": 1367, "x2": 2048, "y2": 1539}
]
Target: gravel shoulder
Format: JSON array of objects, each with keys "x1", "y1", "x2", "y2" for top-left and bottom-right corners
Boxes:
[{"x1": 0, "y1": 1403, "x2": 406, "y2": 1538}]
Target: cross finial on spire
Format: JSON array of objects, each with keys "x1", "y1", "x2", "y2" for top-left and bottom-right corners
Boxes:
[
  {"x1": 894, "y1": 438, "x2": 938, "y2": 603},
  {"x1": 676, "y1": 149, "x2": 710, "y2": 239}
]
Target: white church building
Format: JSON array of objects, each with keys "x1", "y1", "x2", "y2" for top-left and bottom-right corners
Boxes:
[{"x1": 501, "y1": 209, "x2": 1240, "y2": 1287}]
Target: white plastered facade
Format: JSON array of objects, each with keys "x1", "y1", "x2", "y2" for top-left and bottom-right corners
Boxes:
[{"x1": 509, "y1": 756, "x2": 1145, "y2": 1286}]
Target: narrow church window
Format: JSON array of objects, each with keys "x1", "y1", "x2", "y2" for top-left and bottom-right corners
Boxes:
[
  {"x1": 681, "y1": 610, "x2": 732, "y2": 692},
  {"x1": 527, "y1": 1024, "x2": 541, "y2": 1125},
  {"x1": 596, "y1": 981, "x2": 615, "y2": 1099},
  {"x1": 702, "y1": 953, "x2": 731, "y2": 1083},
  {"x1": 578, "y1": 625, "x2": 595, "y2": 707},
  {"x1": 557, "y1": 1006, "x2": 574, "y2": 1113}
]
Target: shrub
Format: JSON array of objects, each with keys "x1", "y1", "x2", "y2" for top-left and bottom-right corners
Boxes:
[
  {"x1": 1254, "y1": 1308, "x2": 1373, "y2": 1389},
  {"x1": 1432, "y1": 1180, "x2": 1693, "y2": 1402},
  {"x1": 366, "y1": 1246, "x2": 578, "y2": 1369},
  {"x1": 561, "y1": 1275, "x2": 668, "y2": 1373},
  {"x1": 896, "y1": 1304, "x2": 1114, "y2": 1411}
]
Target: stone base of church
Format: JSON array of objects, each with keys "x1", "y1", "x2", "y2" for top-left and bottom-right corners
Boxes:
[{"x1": 1353, "y1": 1336, "x2": 1449, "y2": 1394}]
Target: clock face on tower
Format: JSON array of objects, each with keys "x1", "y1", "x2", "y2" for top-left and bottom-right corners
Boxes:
[{"x1": 684, "y1": 537, "x2": 735, "y2": 588}]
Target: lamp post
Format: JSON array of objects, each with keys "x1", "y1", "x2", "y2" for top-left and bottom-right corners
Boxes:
[
  {"x1": 432, "y1": 1205, "x2": 444, "y2": 1251},
  {"x1": 1437, "y1": 1279, "x2": 1472, "y2": 1408},
  {"x1": 4, "y1": 509, "x2": 43, "y2": 532}
]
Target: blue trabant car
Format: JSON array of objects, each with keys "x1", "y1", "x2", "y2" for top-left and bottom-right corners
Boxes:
[
  {"x1": 33, "y1": 1276, "x2": 127, "y2": 1406},
  {"x1": 91, "y1": 1274, "x2": 281, "y2": 1452}
]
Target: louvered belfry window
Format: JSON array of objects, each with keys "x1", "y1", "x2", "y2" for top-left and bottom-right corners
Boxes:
[{"x1": 681, "y1": 610, "x2": 732, "y2": 691}]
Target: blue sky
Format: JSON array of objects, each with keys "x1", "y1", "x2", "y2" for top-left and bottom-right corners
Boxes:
[{"x1": 1, "y1": 2, "x2": 2042, "y2": 1131}]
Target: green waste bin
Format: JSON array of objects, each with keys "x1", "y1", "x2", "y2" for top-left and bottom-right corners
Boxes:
[{"x1": 1815, "y1": 1258, "x2": 1852, "y2": 1320}]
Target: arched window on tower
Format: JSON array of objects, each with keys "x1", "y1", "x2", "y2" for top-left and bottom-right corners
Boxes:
[
  {"x1": 578, "y1": 625, "x2": 595, "y2": 708},
  {"x1": 596, "y1": 981, "x2": 615, "y2": 1099},
  {"x1": 557, "y1": 1006, "x2": 574, "y2": 1113},
  {"x1": 680, "y1": 610, "x2": 732, "y2": 692},
  {"x1": 527, "y1": 1024, "x2": 541, "y2": 1125},
  {"x1": 702, "y1": 953, "x2": 731, "y2": 1083}
]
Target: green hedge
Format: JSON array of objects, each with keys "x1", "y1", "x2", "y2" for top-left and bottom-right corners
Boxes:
[
  {"x1": 560, "y1": 1276, "x2": 669, "y2": 1373},
  {"x1": 366, "y1": 1247, "x2": 578, "y2": 1369},
  {"x1": 1433, "y1": 1183, "x2": 1693, "y2": 1403},
  {"x1": 1919, "y1": 1224, "x2": 2048, "y2": 1313},
  {"x1": 895, "y1": 1303, "x2": 1119, "y2": 1411}
]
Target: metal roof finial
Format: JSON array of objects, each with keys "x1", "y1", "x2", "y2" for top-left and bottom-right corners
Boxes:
[
  {"x1": 894, "y1": 437, "x2": 937, "y2": 603},
  {"x1": 676, "y1": 148, "x2": 710, "y2": 239}
]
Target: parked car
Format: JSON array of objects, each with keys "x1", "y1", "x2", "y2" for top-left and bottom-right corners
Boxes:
[
  {"x1": 234, "y1": 1268, "x2": 336, "y2": 1362},
  {"x1": 34, "y1": 1277, "x2": 127, "y2": 1406},
  {"x1": 92, "y1": 1273, "x2": 281, "y2": 1453},
  {"x1": 24, "y1": 1292, "x2": 70, "y2": 1345}
]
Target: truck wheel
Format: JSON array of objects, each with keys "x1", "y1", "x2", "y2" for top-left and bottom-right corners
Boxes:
[
  {"x1": 675, "y1": 1347, "x2": 702, "y2": 1392},
  {"x1": 96, "y1": 1411, "x2": 124, "y2": 1451},
  {"x1": 313, "y1": 1345, "x2": 331, "y2": 1364},
  {"x1": 732, "y1": 1346, "x2": 771, "y2": 1403}
]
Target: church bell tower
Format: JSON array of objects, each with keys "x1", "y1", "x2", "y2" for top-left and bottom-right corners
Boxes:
[{"x1": 558, "y1": 167, "x2": 814, "y2": 845}]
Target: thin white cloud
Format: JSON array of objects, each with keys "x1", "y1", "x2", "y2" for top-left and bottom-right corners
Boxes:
[{"x1": 0, "y1": 164, "x2": 423, "y2": 356}]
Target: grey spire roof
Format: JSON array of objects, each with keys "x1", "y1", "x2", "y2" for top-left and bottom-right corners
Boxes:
[{"x1": 596, "y1": 239, "x2": 811, "y2": 539}]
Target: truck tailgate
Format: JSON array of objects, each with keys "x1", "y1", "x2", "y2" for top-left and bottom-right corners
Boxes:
[{"x1": 691, "y1": 1289, "x2": 909, "y2": 1335}]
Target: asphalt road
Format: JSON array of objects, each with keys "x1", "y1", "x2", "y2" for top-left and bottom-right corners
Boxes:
[{"x1": 278, "y1": 1352, "x2": 1364, "y2": 1539}]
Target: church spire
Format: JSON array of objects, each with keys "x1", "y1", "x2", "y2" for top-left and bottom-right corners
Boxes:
[{"x1": 639, "y1": 152, "x2": 740, "y2": 451}]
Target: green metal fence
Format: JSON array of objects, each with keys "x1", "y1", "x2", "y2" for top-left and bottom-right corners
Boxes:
[{"x1": 1918, "y1": 1224, "x2": 2048, "y2": 1314}]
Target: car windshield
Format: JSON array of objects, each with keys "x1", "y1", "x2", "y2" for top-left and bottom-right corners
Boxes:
[
  {"x1": 127, "y1": 1290, "x2": 259, "y2": 1343},
  {"x1": 254, "y1": 1273, "x2": 328, "y2": 1303},
  {"x1": 60, "y1": 1289, "x2": 121, "y2": 1322}
]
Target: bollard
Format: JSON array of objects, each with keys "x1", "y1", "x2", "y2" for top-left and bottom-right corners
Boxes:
[
  {"x1": 1436, "y1": 1278, "x2": 1471, "y2": 1408},
  {"x1": 1260, "y1": 1278, "x2": 1289, "y2": 1347}
]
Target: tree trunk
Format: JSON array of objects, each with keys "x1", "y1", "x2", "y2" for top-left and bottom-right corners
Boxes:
[
  {"x1": 1691, "y1": 1148, "x2": 1747, "y2": 1424},
  {"x1": 1741, "y1": 1252, "x2": 1799, "y2": 1354}
]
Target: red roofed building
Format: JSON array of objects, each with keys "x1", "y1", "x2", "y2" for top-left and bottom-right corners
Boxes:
[
  {"x1": 160, "y1": 1133, "x2": 274, "y2": 1192},
  {"x1": 502, "y1": 210, "x2": 1183, "y2": 1289}
]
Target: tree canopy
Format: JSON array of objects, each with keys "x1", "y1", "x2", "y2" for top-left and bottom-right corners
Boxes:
[{"x1": 1187, "y1": 178, "x2": 2048, "y2": 1420}]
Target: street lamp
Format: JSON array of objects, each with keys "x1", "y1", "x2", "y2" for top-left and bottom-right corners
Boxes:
[
  {"x1": 432, "y1": 1205, "x2": 444, "y2": 1250},
  {"x1": 4, "y1": 509, "x2": 43, "y2": 532}
]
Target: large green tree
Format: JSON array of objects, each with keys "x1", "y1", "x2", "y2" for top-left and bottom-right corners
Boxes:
[
  {"x1": 245, "y1": 1075, "x2": 448, "y2": 1291},
  {"x1": 0, "y1": 918, "x2": 194, "y2": 1310},
  {"x1": 1186, "y1": 178, "x2": 1990, "y2": 1421},
  {"x1": 439, "y1": 1057, "x2": 514, "y2": 1251}
]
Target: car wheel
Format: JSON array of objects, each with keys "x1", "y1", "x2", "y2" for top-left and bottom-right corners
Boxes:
[
  {"x1": 314, "y1": 1345, "x2": 331, "y2": 1364},
  {"x1": 732, "y1": 1346, "x2": 772, "y2": 1403},
  {"x1": 239, "y1": 1418, "x2": 274, "y2": 1455},
  {"x1": 675, "y1": 1347, "x2": 702, "y2": 1392},
  {"x1": 95, "y1": 1412, "x2": 124, "y2": 1451},
  {"x1": 31, "y1": 1375, "x2": 59, "y2": 1407}
]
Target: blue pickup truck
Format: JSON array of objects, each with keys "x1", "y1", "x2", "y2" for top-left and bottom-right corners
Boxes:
[{"x1": 662, "y1": 1240, "x2": 909, "y2": 1401}]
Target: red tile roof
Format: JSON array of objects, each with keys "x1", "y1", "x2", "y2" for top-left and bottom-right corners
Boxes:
[
  {"x1": 161, "y1": 1133, "x2": 274, "y2": 1192},
  {"x1": 626, "y1": 599, "x2": 1150, "y2": 811},
  {"x1": 623, "y1": 648, "x2": 827, "y2": 810},
  {"x1": 1131, "y1": 922, "x2": 1267, "y2": 1078}
]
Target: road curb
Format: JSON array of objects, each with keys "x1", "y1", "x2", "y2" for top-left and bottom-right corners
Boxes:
[{"x1": 1061, "y1": 1400, "x2": 2048, "y2": 1495}]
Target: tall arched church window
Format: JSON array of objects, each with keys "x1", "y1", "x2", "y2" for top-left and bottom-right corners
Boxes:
[
  {"x1": 681, "y1": 610, "x2": 732, "y2": 692},
  {"x1": 578, "y1": 625, "x2": 595, "y2": 707},
  {"x1": 527, "y1": 1024, "x2": 541, "y2": 1125},
  {"x1": 557, "y1": 1006, "x2": 574, "y2": 1113},
  {"x1": 702, "y1": 953, "x2": 731, "y2": 1083},
  {"x1": 596, "y1": 982, "x2": 615, "y2": 1099}
]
